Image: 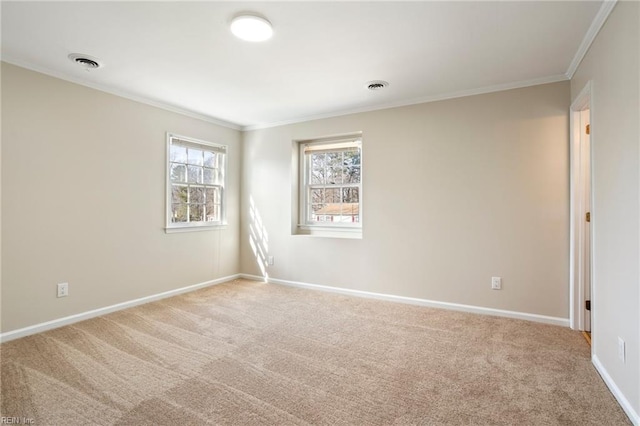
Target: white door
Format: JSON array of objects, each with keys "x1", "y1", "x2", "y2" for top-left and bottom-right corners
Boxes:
[{"x1": 570, "y1": 82, "x2": 593, "y2": 334}]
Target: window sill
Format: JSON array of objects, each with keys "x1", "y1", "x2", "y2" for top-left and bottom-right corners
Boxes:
[
  {"x1": 296, "y1": 225, "x2": 362, "y2": 239},
  {"x1": 165, "y1": 223, "x2": 227, "y2": 233}
]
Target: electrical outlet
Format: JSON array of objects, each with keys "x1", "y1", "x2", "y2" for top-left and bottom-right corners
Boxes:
[
  {"x1": 618, "y1": 337, "x2": 625, "y2": 363},
  {"x1": 491, "y1": 277, "x2": 502, "y2": 290},
  {"x1": 267, "y1": 256, "x2": 274, "y2": 266},
  {"x1": 57, "y1": 282, "x2": 69, "y2": 298}
]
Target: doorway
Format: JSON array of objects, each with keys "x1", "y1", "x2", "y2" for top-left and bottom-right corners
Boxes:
[
  {"x1": 580, "y1": 109, "x2": 591, "y2": 337},
  {"x1": 569, "y1": 82, "x2": 593, "y2": 344}
]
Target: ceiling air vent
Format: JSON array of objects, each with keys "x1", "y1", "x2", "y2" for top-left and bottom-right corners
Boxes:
[
  {"x1": 68, "y1": 53, "x2": 104, "y2": 70},
  {"x1": 366, "y1": 80, "x2": 389, "y2": 91}
]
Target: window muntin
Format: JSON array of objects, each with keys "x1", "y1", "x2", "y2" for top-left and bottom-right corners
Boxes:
[
  {"x1": 167, "y1": 134, "x2": 226, "y2": 230},
  {"x1": 300, "y1": 137, "x2": 362, "y2": 228}
]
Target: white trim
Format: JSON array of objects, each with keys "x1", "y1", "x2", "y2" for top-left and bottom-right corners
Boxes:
[
  {"x1": 295, "y1": 226, "x2": 363, "y2": 239},
  {"x1": 165, "y1": 224, "x2": 228, "y2": 234},
  {"x1": 565, "y1": 0, "x2": 618, "y2": 79},
  {"x1": 247, "y1": 275, "x2": 568, "y2": 327},
  {"x1": 569, "y1": 81, "x2": 592, "y2": 331},
  {"x1": 592, "y1": 355, "x2": 640, "y2": 425},
  {"x1": 0, "y1": 274, "x2": 241, "y2": 343},
  {"x1": 1, "y1": 57, "x2": 242, "y2": 131},
  {"x1": 242, "y1": 74, "x2": 568, "y2": 131}
]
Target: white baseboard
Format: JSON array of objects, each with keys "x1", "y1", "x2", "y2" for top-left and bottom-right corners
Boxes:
[
  {"x1": 592, "y1": 355, "x2": 640, "y2": 425},
  {"x1": 2, "y1": 272, "x2": 569, "y2": 339},
  {"x1": 239, "y1": 274, "x2": 267, "y2": 282},
  {"x1": 240, "y1": 274, "x2": 569, "y2": 327},
  {"x1": 0, "y1": 274, "x2": 241, "y2": 343},
  {"x1": 7, "y1": 273, "x2": 631, "y2": 422}
]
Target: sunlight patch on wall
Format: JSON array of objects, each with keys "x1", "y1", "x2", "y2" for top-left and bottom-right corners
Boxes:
[{"x1": 249, "y1": 196, "x2": 269, "y2": 279}]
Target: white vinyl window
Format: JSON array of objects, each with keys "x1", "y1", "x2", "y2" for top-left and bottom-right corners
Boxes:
[
  {"x1": 299, "y1": 136, "x2": 362, "y2": 233},
  {"x1": 166, "y1": 133, "x2": 227, "y2": 232}
]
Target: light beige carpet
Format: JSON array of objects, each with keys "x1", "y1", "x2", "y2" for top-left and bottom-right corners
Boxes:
[{"x1": 0, "y1": 279, "x2": 631, "y2": 425}]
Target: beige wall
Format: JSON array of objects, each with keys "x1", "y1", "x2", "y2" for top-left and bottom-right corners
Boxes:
[
  {"x1": 241, "y1": 81, "x2": 571, "y2": 319},
  {"x1": 571, "y1": 1, "x2": 639, "y2": 416},
  {"x1": 1, "y1": 63, "x2": 241, "y2": 332}
]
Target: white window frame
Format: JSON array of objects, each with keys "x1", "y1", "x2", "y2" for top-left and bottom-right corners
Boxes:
[
  {"x1": 298, "y1": 134, "x2": 362, "y2": 236},
  {"x1": 165, "y1": 133, "x2": 227, "y2": 233}
]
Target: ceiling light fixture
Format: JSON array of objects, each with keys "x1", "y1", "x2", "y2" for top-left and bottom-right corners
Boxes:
[{"x1": 230, "y1": 14, "x2": 273, "y2": 42}]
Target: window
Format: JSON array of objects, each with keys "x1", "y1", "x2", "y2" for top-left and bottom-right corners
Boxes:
[
  {"x1": 166, "y1": 133, "x2": 226, "y2": 232},
  {"x1": 299, "y1": 135, "x2": 362, "y2": 233}
]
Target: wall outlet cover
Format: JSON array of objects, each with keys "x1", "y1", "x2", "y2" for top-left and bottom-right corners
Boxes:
[
  {"x1": 491, "y1": 277, "x2": 502, "y2": 290},
  {"x1": 57, "y1": 282, "x2": 69, "y2": 298}
]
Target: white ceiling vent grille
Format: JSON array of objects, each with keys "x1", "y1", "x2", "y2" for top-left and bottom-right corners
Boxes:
[
  {"x1": 366, "y1": 80, "x2": 389, "y2": 90},
  {"x1": 68, "y1": 53, "x2": 104, "y2": 70}
]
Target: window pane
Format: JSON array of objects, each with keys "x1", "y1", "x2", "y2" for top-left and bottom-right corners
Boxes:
[
  {"x1": 311, "y1": 168, "x2": 325, "y2": 185},
  {"x1": 311, "y1": 153, "x2": 326, "y2": 170},
  {"x1": 341, "y1": 203, "x2": 359, "y2": 215},
  {"x1": 204, "y1": 151, "x2": 216, "y2": 168},
  {"x1": 170, "y1": 164, "x2": 186, "y2": 183},
  {"x1": 205, "y1": 187, "x2": 220, "y2": 204},
  {"x1": 310, "y1": 153, "x2": 326, "y2": 184},
  {"x1": 189, "y1": 204, "x2": 204, "y2": 222},
  {"x1": 189, "y1": 186, "x2": 204, "y2": 204},
  {"x1": 187, "y1": 148, "x2": 203, "y2": 166},
  {"x1": 311, "y1": 204, "x2": 327, "y2": 222},
  {"x1": 171, "y1": 185, "x2": 188, "y2": 204},
  {"x1": 214, "y1": 168, "x2": 224, "y2": 185},
  {"x1": 170, "y1": 145, "x2": 187, "y2": 163},
  {"x1": 327, "y1": 167, "x2": 342, "y2": 185},
  {"x1": 310, "y1": 188, "x2": 324, "y2": 204},
  {"x1": 325, "y1": 188, "x2": 340, "y2": 203},
  {"x1": 343, "y1": 165, "x2": 360, "y2": 184},
  {"x1": 171, "y1": 203, "x2": 188, "y2": 223},
  {"x1": 327, "y1": 152, "x2": 341, "y2": 168},
  {"x1": 337, "y1": 202, "x2": 358, "y2": 223},
  {"x1": 205, "y1": 204, "x2": 220, "y2": 222},
  {"x1": 205, "y1": 188, "x2": 220, "y2": 222},
  {"x1": 203, "y1": 168, "x2": 214, "y2": 184},
  {"x1": 188, "y1": 165, "x2": 202, "y2": 183},
  {"x1": 342, "y1": 187, "x2": 359, "y2": 203},
  {"x1": 344, "y1": 150, "x2": 360, "y2": 166},
  {"x1": 206, "y1": 187, "x2": 218, "y2": 205}
]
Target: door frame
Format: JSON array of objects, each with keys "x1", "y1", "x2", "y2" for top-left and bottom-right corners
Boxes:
[{"x1": 569, "y1": 81, "x2": 593, "y2": 334}]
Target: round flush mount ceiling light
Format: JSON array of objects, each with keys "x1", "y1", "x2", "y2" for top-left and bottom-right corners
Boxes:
[
  {"x1": 366, "y1": 80, "x2": 389, "y2": 91},
  {"x1": 68, "y1": 53, "x2": 104, "y2": 70},
  {"x1": 230, "y1": 14, "x2": 273, "y2": 42}
]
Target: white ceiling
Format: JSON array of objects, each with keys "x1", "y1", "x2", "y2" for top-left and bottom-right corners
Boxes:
[{"x1": 2, "y1": 1, "x2": 605, "y2": 130}]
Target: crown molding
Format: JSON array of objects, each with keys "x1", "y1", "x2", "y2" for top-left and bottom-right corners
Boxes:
[
  {"x1": 4, "y1": 0, "x2": 614, "y2": 133},
  {"x1": 1, "y1": 57, "x2": 243, "y2": 131},
  {"x1": 242, "y1": 74, "x2": 569, "y2": 131},
  {"x1": 565, "y1": 0, "x2": 618, "y2": 79}
]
